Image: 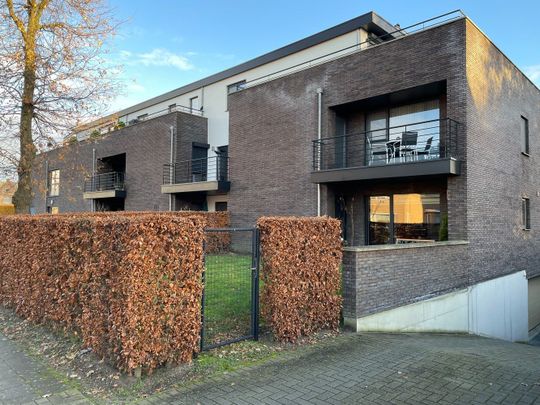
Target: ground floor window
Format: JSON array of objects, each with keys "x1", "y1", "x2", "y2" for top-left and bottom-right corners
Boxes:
[
  {"x1": 368, "y1": 193, "x2": 445, "y2": 245},
  {"x1": 215, "y1": 201, "x2": 228, "y2": 211}
]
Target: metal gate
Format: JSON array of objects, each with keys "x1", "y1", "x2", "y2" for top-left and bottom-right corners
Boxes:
[{"x1": 201, "y1": 227, "x2": 259, "y2": 350}]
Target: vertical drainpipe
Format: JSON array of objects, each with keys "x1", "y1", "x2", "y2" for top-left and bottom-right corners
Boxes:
[
  {"x1": 316, "y1": 88, "x2": 323, "y2": 216},
  {"x1": 91, "y1": 148, "x2": 96, "y2": 212},
  {"x1": 168, "y1": 126, "x2": 175, "y2": 211},
  {"x1": 44, "y1": 159, "x2": 49, "y2": 213}
]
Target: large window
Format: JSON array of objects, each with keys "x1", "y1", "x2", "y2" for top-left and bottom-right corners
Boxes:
[
  {"x1": 521, "y1": 116, "x2": 530, "y2": 155},
  {"x1": 368, "y1": 193, "x2": 444, "y2": 245},
  {"x1": 48, "y1": 169, "x2": 60, "y2": 196},
  {"x1": 366, "y1": 100, "x2": 441, "y2": 165}
]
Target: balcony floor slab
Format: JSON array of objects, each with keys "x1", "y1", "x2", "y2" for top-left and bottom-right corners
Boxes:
[{"x1": 311, "y1": 158, "x2": 460, "y2": 183}]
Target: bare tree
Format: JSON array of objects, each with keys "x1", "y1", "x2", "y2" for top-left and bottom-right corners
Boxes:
[{"x1": 0, "y1": 0, "x2": 120, "y2": 212}]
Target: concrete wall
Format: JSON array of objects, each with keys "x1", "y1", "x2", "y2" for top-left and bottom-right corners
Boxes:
[
  {"x1": 31, "y1": 111, "x2": 207, "y2": 213},
  {"x1": 349, "y1": 270, "x2": 529, "y2": 343}
]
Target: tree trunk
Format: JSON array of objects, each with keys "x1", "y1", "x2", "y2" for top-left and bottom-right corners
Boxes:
[
  {"x1": 12, "y1": 22, "x2": 38, "y2": 214},
  {"x1": 12, "y1": 74, "x2": 37, "y2": 213}
]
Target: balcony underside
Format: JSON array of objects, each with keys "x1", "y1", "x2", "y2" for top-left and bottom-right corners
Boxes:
[
  {"x1": 161, "y1": 180, "x2": 230, "y2": 194},
  {"x1": 83, "y1": 190, "x2": 126, "y2": 199},
  {"x1": 311, "y1": 158, "x2": 460, "y2": 184}
]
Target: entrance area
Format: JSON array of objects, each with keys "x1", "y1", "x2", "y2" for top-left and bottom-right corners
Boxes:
[{"x1": 200, "y1": 228, "x2": 259, "y2": 350}]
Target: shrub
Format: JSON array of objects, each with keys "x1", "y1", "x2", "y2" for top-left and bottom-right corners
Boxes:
[
  {"x1": 0, "y1": 214, "x2": 205, "y2": 373},
  {"x1": 257, "y1": 216, "x2": 342, "y2": 342}
]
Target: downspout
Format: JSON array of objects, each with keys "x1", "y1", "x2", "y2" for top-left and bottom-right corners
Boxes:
[
  {"x1": 316, "y1": 88, "x2": 323, "y2": 216},
  {"x1": 44, "y1": 160, "x2": 49, "y2": 213},
  {"x1": 91, "y1": 149, "x2": 96, "y2": 212},
  {"x1": 168, "y1": 126, "x2": 175, "y2": 211}
]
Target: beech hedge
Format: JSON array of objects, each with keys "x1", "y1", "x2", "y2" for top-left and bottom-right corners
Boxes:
[
  {"x1": 0, "y1": 214, "x2": 205, "y2": 373},
  {"x1": 257, "y1": 216, "x2": 343, "y2": 342}
]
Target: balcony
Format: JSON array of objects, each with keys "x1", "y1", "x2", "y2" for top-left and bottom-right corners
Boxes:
[
  {"x1": 83, "y1": 171, "x2": 126, "y2": 199},
  {"x1": 161, "y1": 156, "x2": 230, "y2": 194},
  {"x1": 311, "y1": 118, "x2": 461, "y2": 183}
]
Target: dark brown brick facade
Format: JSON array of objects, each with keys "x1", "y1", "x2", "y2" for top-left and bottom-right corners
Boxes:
[
  {"x1": 228, "y1": 18, "x2": 540, "y2": 318},
  {"x1": 31, "y1": 111, "x2": 207, "y2": 213}
]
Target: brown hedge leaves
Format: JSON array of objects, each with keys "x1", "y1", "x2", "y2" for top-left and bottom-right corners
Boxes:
[
  {"x1": 0, "y1": 213, "x2": 205, "y2": 373},
  {"x1": 257, "y1": 216, "x2": 342, "y2": 342}
]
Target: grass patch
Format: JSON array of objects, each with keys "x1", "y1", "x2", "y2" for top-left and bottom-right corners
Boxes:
[{"x1": 203, "y1": 253, "x2": 253, "y2": 346}]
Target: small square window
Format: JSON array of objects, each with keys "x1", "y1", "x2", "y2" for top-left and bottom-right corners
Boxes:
[
  {"x1": 522, "y1": 197, "x2": 531, "y2": 230},
  {"x1": 521, "y1": 116, "x2": 530, "y2": 155},
  {"x1": 168, "y1": 103, "x2": 176, "y2": 113}
]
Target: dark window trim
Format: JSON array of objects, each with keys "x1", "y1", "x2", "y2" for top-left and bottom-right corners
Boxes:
[
  {"x1": 522, "y1": 197, "x2": 531, "y2": 230},
  {"x1": 521, "y1": 115, "x2": 530, "y2": 156},
  {"x1": 366, "y1": 191, "x2": 445, "y2": 245},
  {"x1": 192, "y1": 142, "x2": 210, "y2": 149},
  {"x1": 227, "y1": 80, "x2": 246, "y2": 95}
]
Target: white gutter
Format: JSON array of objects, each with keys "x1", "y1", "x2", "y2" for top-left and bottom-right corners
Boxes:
[{"x1": 316, "y1": 87, "x2": 323, "y2": 216}]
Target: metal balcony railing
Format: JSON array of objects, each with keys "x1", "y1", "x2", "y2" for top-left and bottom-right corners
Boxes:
[
  {"x1": 312, "y1": 118, "x2": 461, "y2": 171},
  {"x1": 163, "y1": 156, "x2": 229, "y2": 185},
  {"x1": 84, "y1": 171, "x2": 125, "y2": 192}
]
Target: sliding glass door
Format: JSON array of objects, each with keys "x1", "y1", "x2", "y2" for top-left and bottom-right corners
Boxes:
[{"x1": 368, "y1": 193, "x2": 444, "y2": 245}]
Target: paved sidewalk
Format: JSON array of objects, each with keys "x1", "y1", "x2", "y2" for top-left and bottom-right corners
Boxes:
[
  {"x1": 147, "y1": 333, "x2": 540, "y2": 405},
  {"x1": 0, "y1": 333, "x2": 89, "y2": 405}
]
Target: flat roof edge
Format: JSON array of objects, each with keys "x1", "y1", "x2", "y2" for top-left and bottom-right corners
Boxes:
[{"x1": 79, "y1": 11, "x2": 394, "y2": 128}]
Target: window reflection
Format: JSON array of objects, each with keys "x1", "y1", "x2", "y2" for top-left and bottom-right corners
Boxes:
[
  {"x1": 369, "y1": 196, "x2": 391, "y2": 245},
  {"x1": 394, "y1": 193, "x2": 441, "y2": 243},
  {"x1": 366, "y1": 100, "x2": 441, "y2": 165},
  {"x1": 368, "y1": 193, "x2": 443, "y2": 245}
]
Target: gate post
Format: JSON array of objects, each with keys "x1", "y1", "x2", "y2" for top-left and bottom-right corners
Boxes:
[{"x1": 251, "y1": 228, "x2": 260, "y2": 341}]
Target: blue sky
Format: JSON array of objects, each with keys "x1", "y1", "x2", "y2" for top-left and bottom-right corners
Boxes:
[{"x1": 108, "y1": 0, "x2": 540, "y2": 110}]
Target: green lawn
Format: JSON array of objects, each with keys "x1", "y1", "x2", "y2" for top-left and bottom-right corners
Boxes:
[{"x1": 203, "y1": 253, "x2": 254, "y2": 347}]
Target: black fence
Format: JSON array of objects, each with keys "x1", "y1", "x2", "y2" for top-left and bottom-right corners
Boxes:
[
  {"x1": 313, "y1": 118, "x2": 461, "y2": 171},
  {"x1": 163, "y1": 156, "x2": 229, "y2": 185},
  {"x1": 84, "y1": 171, "x2": 125, "y2": 192},
  {"x1": 200, "y1": 228, "x2": 259, "y2": 350}
]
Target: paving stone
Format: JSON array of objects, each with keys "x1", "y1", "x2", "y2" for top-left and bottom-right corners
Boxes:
[
  {"x1": 154, "y1": 333, "x2": 540, "y2": 404},
  {"x1": 0, "y1": 332, "x2": 90, "y2": 404}
]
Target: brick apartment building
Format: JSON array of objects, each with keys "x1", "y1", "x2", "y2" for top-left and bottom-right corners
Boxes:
[{"x1": 31, "y1": 11, "x2": 540, "y2": 343}]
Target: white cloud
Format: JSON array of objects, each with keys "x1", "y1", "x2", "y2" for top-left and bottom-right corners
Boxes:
[
  {"x1": 134, "y1": 48, "x2": 194, "y2": 71},
  {"x1": 117, "y1": 48, "x2": 194, "y2": 71},
  {"x1": 127, "y1": 81, "x2": 145, "y2": 93},
  {"x1": 524, "y1": 65, "x2": 540, "y2": 85}
]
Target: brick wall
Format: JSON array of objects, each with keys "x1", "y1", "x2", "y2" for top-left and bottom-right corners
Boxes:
[
  {"x1": 342, "y1": 242, "x2": 469, "y2": 319},
  {"x1": 465, "y1": 20, "x2": 540, "y2": 281},
  {"x1": 229, "y1": 17, "x2": 540, "y2": 318},
  {"x1": 31, "y1": 111, "x2": 207, "y2": 213},
  {"x1": 228, "y1": 19, "x2": 468, "y2": 240}
]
